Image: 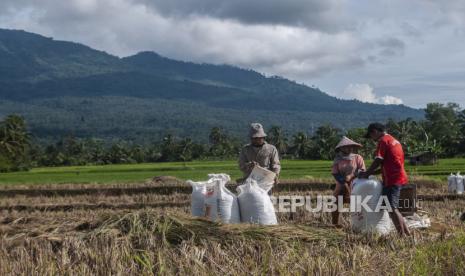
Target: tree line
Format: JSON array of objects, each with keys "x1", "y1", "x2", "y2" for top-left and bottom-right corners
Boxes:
[{"x1": 1, "y1": 102, "x2": 464, "y2": 172}]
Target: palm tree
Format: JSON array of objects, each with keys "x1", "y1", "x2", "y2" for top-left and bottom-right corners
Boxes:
[
  {"x1": 179, "y1": 138, "x2": 194, "y2": 166},
  {"x1": 268, "y1": 126, "x2": 288, "y2": 155},
  {"x1": 386, "y1": 118, "x2": 418, "y2": 148},
  {"x1": 208, "y1": 127, "x2": 234, "y2": 157},
  {"x1": 0, "y1": 115, "x2": 30, "y2": 158},
  {"x1": 107, "y1": 143, "x2": 130, "y2": 164},
  {"x1": 209, "y1": 127, "x2": 225, "y2": 146},
  {"x1": 86, "y1": 138, "x2": 106, "y2": 164},
  {"x1": 0, "y1": 115, "x2": 31, "y2": 172},
  {"x1": 161, "y1": 134, "x2": 179, "y2": 161},
  {"x1": 346, "y1": 127, "x2": 376, "y2": 159},
  {"x1": 312, "y1": 124, "x2": 341, "y2": 160},
  {"x1": 290, "y1": 132, "x2": 310, "y2": 159}
]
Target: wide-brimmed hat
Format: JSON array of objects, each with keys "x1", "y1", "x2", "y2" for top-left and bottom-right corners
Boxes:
[
  {"x1": 249, "y1": 123, "x2": 267, "y2": 138},
  {"x1": 335, "y1": 136, "x2": 362, "y2": 150}
]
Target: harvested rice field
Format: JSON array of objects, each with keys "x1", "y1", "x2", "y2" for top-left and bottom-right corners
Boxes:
[{"x1": 0, "y1": 175, "x2": 464, "y2": 275}]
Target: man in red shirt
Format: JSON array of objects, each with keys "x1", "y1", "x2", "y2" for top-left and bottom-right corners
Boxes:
[{"x1": 359, "y1": 123, "x2": 411, "y2": 236}]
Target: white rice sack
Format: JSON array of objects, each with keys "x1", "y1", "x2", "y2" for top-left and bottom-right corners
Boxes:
[
  {"x1": 456, "y1": 173, "x2": 464, "y2": 195},
  {"x1": 351, "y1": 178, "x2": 394, "y2": 235},
  {"x1": 203, "y1": 174, "x2": 240, "y2": 224},
  {"x1": 188, "y1": 180, "x2": 207, "y2": 217},
  {"x1": 448, "y1": 174, "x2": 457, "y2": 193},
  {"x1": 248, "y1": 166, "x2": 276, "y2": 191},
  {"x1": 208, "y1": 173, "x2": 231, "y2": 183},
  {"x1": 204, "y1": 179, "x2": 218, "y2": 220},
  {"x1": 216, "y1": 179, "x2": 241, "y2": 224},
  {"x1": 237, "y1": 178, "x2": 277, "y2": 225}
]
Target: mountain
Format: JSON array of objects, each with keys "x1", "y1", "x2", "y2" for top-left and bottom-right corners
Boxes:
[{"x1": 0, "y1": 28, "x2": 423, "y2": 143}]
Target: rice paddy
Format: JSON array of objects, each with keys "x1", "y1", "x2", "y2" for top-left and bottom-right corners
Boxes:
[
  {"x1": 0, "y1": 159, "x2": 464, "y2": 274},
  {"x1": 0, "y1": 158, "x2": 463, "y2": 185}
]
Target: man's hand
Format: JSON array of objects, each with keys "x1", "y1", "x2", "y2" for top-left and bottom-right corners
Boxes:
[
  {"x1": 345, "y1": 174, "x2": 354, "y2": 183},
  {"x1": 247, "y1": 161, "x2": 257, "y2": 170},
  {"x1": 359, "y1": 158, "x2": 382, "y2": 180},
  {"x1": 274, "y1": 177, "x2": 279, "y2": 185}
]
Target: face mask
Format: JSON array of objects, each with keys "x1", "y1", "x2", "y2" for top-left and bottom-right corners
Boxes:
[{"x1": 336, "y1": 152, "x2": 355, "y2": 161}]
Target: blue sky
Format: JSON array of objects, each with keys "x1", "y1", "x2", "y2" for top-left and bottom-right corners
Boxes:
[{"x1": 1, "y1": 0, "x2": 464, "y2": 108}]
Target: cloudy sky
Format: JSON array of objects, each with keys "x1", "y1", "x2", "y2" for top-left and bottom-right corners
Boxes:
[{"x1": 1, "y1": 0, "x2": 464, "y2": 108}]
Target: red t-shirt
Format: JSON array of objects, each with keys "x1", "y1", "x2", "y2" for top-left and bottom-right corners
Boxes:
[{"x1": 375, "y1": 134, "x2": 408, "y2": 186}]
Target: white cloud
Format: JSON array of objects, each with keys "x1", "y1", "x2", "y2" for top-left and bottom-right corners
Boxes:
[
  {"x1": 380, "y1": 95, "x2": 403, "y2": 105},
  {"x1": 0, "y1": 0, "x2": 365, "y2": 79},
  {"x1": 0, "y1": 0, "x2": 449, "y2": 84},
  {"x1": 342, "y1": 83, "x2": 377, "y2": 103},
  {"x1": 341, "y1": 83, "x2": 403, "y2": 105},
  {"x1": 1, "y1": 0, "x2": 465, "y2": 108}
]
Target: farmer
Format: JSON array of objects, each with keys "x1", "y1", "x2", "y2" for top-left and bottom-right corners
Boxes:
[
  {"x1": 331, "y1": 136, "x2": 366, "y2": 227},
  {"x1": 238, "y1": 123, "x2": 281, "y2": 185},
  {"x1": 359, "y1": 123, "x2": 411, "y2": 236}
]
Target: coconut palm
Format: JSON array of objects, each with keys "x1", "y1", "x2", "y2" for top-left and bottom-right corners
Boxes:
[
  {"x1": 290, "y1": 132, "x2": 310, "y2": 159},
  {"x1": 312, "y1": 124, "x2": 341, "y2": 160},
  {"x1": 0, "y1": 115, "x2": 31, "y2": 171},
  {"x1": 179, "y1": 138, "x2": 194, "y2": 166},
  {"x1": 268, "y1": 126, "x2": 288, "y2": 155},
  {"x1": 208, "y1": 127, "x2": 234, "y2": 157},
  {"x1": 0, "y1": 115, "x2": 30, "y2": 156}
]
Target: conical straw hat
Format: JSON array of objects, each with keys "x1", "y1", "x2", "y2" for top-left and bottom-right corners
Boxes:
[{"x1": 335, "y1": 136, "x2": 362, "y2": 150}]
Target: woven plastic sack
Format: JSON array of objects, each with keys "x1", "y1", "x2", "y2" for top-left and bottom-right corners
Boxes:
[
  {"x1": 204, "y1": 174, "x2": 240, "y2": 224},
  {"x1": 237, "y1": 178, "x2": 277, "y2": 225},
  {"x1": 448, "y1": 173, "x2": 464, "y2": 194},
  {"x1": 456, "y1": 173, "x2": 464, "y2": 195},
  {"x1": 188, "y1": 180, "x2": 208, "y2": 217},
  {"x1": 448, "y1": 173, "x2": 457, "y2": 193},
  {"x1": 351, "y1": 178, "x2": 394, "y2": 235}
]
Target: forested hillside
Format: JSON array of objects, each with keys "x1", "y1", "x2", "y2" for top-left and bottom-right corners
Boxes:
[{"x1": 0, "y1": 28, "x2": 423, "y2": 143}]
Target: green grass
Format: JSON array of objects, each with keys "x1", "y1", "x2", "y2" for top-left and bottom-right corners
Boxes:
[
  {"x1": 409, "y1": 231, "x2": 465, "y2": 275},
  {"x1": 0, "y1": 158, "x2": 464, "y2": 185}
]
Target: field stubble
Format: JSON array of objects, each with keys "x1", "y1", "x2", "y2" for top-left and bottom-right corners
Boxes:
[{"x1": 0, "y1": 177, "x2": 464, "y2": 275}]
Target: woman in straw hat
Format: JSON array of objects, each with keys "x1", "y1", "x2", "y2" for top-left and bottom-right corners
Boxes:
[{"x1": 331, "y1": 136, "x2": 366, "y2": 227}]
